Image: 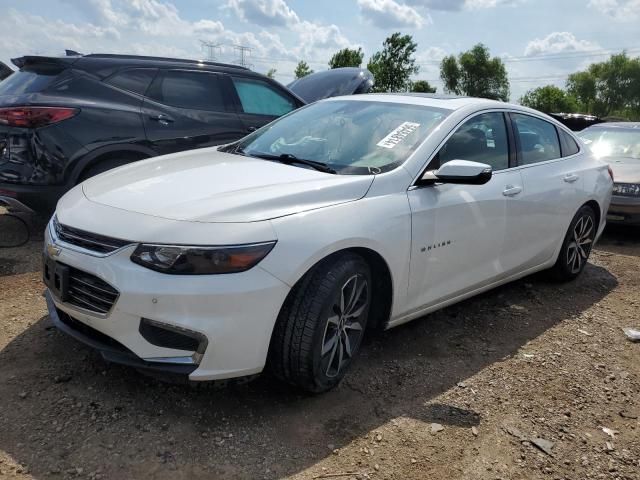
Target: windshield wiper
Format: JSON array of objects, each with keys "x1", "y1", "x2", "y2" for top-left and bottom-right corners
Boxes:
[{"x1": 249, "y1": 152, "x2": 337, "y2": 174}]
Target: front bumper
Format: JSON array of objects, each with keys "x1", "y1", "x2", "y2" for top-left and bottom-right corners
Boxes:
[
  {"x1": 608, "y1": 195, "x2": 640, "y2": 225},
  {"x1": 44, "y1": 224, "x2": 291, "y2": 381}
]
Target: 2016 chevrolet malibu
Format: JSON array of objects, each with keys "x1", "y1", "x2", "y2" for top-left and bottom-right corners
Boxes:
[{"x1": 44, "y1": 94, "x2": 613, "y2": 393}]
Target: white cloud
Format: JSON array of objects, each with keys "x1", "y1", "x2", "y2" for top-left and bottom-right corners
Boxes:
[
  {"x1": 524, "y1": 32, "x2": 600, "y2": 57},
  {"x1": 357, "y1": 0, "x2": 426, "y2": 29},
  {"x1": 406, "y1": 0, "x2": 522, "y2": 10},
  {"x1": 588, "y1": 0, "x2": 640, "y2": 21},
  {"x1": 226, "y1": 0, "x2": 300, "y2": 27}
]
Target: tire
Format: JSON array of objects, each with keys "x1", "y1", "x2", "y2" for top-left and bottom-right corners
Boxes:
[
  {"x1": 78, "y1": 156, "x2": 142, "y2": 183},
  {"x1": 548, "y1": 205, "x2": 597, "y2": 281},
  {"x1": 268, "y1": 253, "x2": 372, "y2": 393}
]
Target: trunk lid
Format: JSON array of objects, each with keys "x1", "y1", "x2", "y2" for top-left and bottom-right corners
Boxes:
[{"x1": 287, "y1": 67, "x2": 374, "y2": 104}]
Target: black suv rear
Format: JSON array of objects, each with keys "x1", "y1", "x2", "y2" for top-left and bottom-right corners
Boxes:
[{"x1": 0, "y1": 54, "x2": 308, "y2": 211}]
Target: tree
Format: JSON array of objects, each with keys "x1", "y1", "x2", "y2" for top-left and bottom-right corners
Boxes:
[
  {"x1": 519, "y1": 85, "x2": 577, "y2": 113},
  {"x1": 294, "y1": 61, "x2": 313, "y2": 79},
  {"x1": 566, "y1": 53, "x2": 640, "y2": 119},
  {"x1": 440, "y1": 43, "x2": 510, "y2": 101},
  {"x1": 266, "y1": 68, "x2": 277, "y2": 79},
  {"x1": 411, "y1": 80, "x2": 436, "y2": 93},
  {"x1": 329, "y1": 47, "x2": 364, "y2": 69},
  {"x1": 367, "y1": 33, "x2": 419, "y2": 93}
]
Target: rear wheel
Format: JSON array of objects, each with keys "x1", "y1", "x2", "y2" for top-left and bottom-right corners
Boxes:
[
  {"x1": 548, "y1": 205, "x2": 597, "y2": 281},
  {"x1": 269, "y1": 253, "x2": 371, "y2": 393}
]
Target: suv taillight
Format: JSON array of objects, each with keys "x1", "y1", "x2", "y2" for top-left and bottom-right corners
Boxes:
[{"x1": 0, "y1": 107, "x2": 79, "y2": 128}]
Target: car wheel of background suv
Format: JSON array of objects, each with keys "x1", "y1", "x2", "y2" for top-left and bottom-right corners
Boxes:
[
  {"x1": 548, "y1": 205, "x2": 597, "y2": 282},
  {"x1": 269, "y1": 252, "x2": 372, "y2": 393}
]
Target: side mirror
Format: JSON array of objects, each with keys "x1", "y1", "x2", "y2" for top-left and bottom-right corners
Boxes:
[{"x1": 421, "y1": 159, "x2": 492, "y2": 185}]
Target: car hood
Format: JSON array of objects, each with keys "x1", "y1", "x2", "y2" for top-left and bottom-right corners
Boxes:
[
  {"x1": 608, "y1": 157, "x2": 640, "y2": 183},
  {"x1": 82, "y1": 148, "x2": 374, "y2": 223}
]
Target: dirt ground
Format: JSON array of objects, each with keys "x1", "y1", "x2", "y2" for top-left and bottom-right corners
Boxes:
[{"x1": 0, "y1": 212, "x2": 638, "y2": 480}]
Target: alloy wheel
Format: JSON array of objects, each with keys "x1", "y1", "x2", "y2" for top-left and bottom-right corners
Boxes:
[
  {"x1": 566, "y1": 214, "x2": 594, "y2": 274},
  {"x1": 320, "y1": 274, "x2": 369, "y2": 378}
]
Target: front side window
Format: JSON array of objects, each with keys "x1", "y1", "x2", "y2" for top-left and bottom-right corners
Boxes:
[
  {"x1": 579, "y1": 127, "x2": 640, "y2": 160},
  {"x1": 231, "y1": 77, "x2": 296, "y2": 117},
  {"x1": 513, "y1": 113, "x2": 561, "y2": 165},
  {"x1": 149, "y1": 70, "x2": 227, "y2": 112},
  {"x1": 437, "y1": 112, "x2": 509, "y2": 171},
  {"x1": 230, "y1": 100, "x2": 450, "y2": 175}
]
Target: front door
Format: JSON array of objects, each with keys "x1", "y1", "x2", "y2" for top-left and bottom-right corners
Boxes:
[{"x1": 406, "y1": 111, "x2": 522, "y2": 312}]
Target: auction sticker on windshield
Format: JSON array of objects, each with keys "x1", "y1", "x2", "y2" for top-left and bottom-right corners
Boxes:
[{"x1": 376, "y1": 122, "x2": 421, "y2": 149}]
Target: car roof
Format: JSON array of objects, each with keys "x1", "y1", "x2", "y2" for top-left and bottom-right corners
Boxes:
[
  {"x1": 585, "y1": 122, "x2": 640, "y2": 129},
  {"x1": 326, "y1": 92, "x2": 528, "y2": 112}
]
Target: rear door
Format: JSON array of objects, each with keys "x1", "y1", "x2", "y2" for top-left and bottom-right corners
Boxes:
[
  {"x1": 500, "y1": 112, "x2": 585, "y2": 273},
  {"x1": 141, "y1": 69, "x2": 246, "y2": 156},
  {"x1": 228, "y1": 75, "x2": 300, "y2": 133}
]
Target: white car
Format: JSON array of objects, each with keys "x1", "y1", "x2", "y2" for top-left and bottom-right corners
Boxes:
[{"x1": 44, "y1": 94, "x2": 613, "y2": 392}]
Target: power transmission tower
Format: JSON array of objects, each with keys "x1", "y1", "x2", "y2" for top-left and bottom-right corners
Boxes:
[
  {"x1": 233, "y1": 45, "x2": 252, "y2": 68},
  {"x1": 200, "y1": 40, "x2": 221, "y2": 61}
]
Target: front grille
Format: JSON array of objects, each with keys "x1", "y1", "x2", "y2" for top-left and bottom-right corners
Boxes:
[
  {"x1": 53, "y1": 216, "x2": 131, "y2": 254},
  {"x1": 57, "y1": 307, "x2": 126, "y2": 351},
  {"x1": 66, "y1": 266, "x2": 119, "y2": 314}
]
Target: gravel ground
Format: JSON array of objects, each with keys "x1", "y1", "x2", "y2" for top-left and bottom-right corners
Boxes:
[{"x1": 0, "y1": 213, "x2": 638, "y2": 480}]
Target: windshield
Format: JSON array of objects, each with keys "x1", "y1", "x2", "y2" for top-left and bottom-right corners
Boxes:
[
  {"x1": 579, "y1": 127, "x2": 640, "y2": 160},
  {"x1": 231, "y1": 99, "x2": 450, "y2": 175}
]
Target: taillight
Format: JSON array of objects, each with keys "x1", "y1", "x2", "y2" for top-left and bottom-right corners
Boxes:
[
  {"x1": 607, "y1": 165, "x2": 614, "y2": 182},
  {"x1": 0, "y1": 107, "x2": 79, "y2": 128}
]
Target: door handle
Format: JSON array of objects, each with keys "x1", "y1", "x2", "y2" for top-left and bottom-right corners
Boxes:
[
  {"x1": 564, "y1": 173, "x2": 579, "y2": 183},
  {"x1": 149, "y1": 114, "x2": 174, "y2": 125},
  {"x1": 502, "y1": 185, "x2": 522, "y2": 197}
]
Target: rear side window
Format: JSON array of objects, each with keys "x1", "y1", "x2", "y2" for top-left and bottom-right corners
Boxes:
[
  {"x1": 149, "y1": 70, "x2": 227, "y2": 112},
  {"x1": 0, "y1": 66, "x2": 64, "y2": 95},
  {"x1": 231, "y1": 77, "x2": 296, "y2": 116},
  {"x1": 558, "y1": 128, "x2": 580, "y2": 157},
  {"x1": 513, "y1": 114, "x2": 561, "y2": 165},
  {"x1": 106, "y1": 68, "x2": 157, "y2": 95}
]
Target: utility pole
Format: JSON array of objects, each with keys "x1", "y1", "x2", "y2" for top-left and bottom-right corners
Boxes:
[
  {"x1": 233, "y1": 45, "x2": 252, "y2": 68},
  {"x1": 200, "y1": 40, "x2": 221, "y2": 62}
]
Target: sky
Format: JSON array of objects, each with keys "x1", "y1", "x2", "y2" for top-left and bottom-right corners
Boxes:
[{"x1": 0, "y1": 0, "x2": 639, "y2": 101}]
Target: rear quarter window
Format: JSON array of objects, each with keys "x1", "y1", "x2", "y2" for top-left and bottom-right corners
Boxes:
[
  {"x1": 558, "y1": 129, "x2": 580, "y2": 157},
  {"x1": 105, "y1": 68, "x2": 157, "y2": 95},
  {"x1": 0, "y1": 66, "x2": 65, "y2": 95}
]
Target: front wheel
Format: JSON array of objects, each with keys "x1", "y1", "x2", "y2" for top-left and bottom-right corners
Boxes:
[
  {"x1": 548, "y1": 205, "x2": 597, "y2": 281},
  {"x1": 268, "y1": 253, "x2": 371, "y2": 393}
]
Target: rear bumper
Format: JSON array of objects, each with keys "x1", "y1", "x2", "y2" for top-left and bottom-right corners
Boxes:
[
  {"x1": 608, "y1": 196, "x2": 640, "y2": 225},
  {"x1": 0, "y1": 182, "x2": 66, "y2": 212},
  {"x1": 46, "y1": 290, "x2": 198, "y2": 376}
]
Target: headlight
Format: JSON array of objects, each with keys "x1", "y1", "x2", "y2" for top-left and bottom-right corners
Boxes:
[
  {"x1": 130, "y1": 242, "x2": 276, "y2": 275},
  {"x1": 612, "y1": 183, "x2": 640, "y2": 197}
]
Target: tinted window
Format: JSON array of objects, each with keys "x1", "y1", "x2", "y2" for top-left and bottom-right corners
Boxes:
[
  {"x1": 151, "y1": 71, "x2": 227, "y2": 112},
  {"x1": 0, "y1": 66, "x2": 64, "y2": 95},
  {"x1": 559, "y1": 129, "x2": 580, "y2": 157},
  {"x1": 513, "y1": 114, "x2": 561, "y2": 165},
  {"x1": 231, "y1": 77, "x2": 296, "y2": 116},
  {"x1": 438, "y1": 112, "x2": 509, "y2": 171},
  {"x1": 106, "y1": 68, "x2": 157, "y2": 95}
]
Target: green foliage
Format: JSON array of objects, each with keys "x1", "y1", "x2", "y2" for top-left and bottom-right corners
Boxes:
[
  {"x1": 266, "y1": 68, "x2": 277, "y2": 79},
  {"x1": 519, "y1": 85, "x2": 578, "y2": 113},
  {"x1": 367, "y1": 33, "x2": 419, "y2": 93},
  {"x1": 294, "y1": 61, "x2": 314, "y2": 79},
  {"x1": 329, "y1": 47, "x2": 364, "y2": 69},
  {"x1": 411, "y1": 80, "x2": 436, "y2": 93},
  {"x1": 440, "y1": 43, "x2": 510, "y2": 101},
  {"x1": 567, "y1": 53, "x2": 640, "y2": 119}
]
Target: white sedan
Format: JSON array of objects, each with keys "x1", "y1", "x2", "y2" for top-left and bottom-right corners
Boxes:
[{"x1": 44, "y1": 94, "x2": 613, "y2": 392}]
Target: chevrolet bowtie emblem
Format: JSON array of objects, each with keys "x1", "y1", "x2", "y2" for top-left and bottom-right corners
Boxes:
[{"x1": 47, "y1": 243, "x2": 62, "y2": 258}]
